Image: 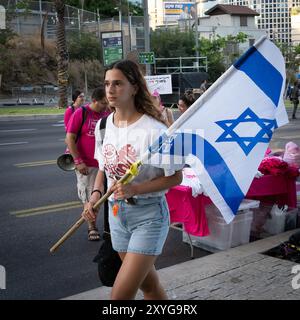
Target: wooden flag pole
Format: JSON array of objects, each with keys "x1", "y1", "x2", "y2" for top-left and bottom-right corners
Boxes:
[{"x1": 50, "y1": 162, "x2": 142, "y2": 254}]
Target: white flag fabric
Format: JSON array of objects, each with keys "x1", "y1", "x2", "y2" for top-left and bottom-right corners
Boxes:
[{"x1": 142, "y1": 36, "x2": 288, "y2": 223}]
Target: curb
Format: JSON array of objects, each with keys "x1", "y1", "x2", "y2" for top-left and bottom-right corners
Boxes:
[{"x1": 0, "y1": 114, "x2": 64, "y2": 121}]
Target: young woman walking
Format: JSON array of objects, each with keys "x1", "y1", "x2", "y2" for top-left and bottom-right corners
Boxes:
[{"x1": 83, "y1": 60, "x2": 182, "y2": 300}]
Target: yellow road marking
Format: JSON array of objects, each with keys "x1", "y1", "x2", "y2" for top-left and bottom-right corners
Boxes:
[
  {"x1": 14, "y1": 160, "x2": 57, "y2": 168},
  {"x1": 16, "y1": 205, "x2": 82, "y2": 218},
  {"x1": 10, "y1": 201, "x2": 82, "y2": 217}
]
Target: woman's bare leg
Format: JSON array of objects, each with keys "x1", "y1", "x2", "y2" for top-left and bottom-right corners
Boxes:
[
  {"x1": 111, "y1": 252, "x2": 167, "y2": 300},
  {"x1": 139, "y1": 265, "x2": 168, "y2": 300}
]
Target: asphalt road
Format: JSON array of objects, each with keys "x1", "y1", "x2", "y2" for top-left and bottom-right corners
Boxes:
[
  {"x1": 0, "y1": 110, "x2": 299, "y2": 300},
  {"x1": 0, "y1": 115, "x2": 209, "y2": 300}
]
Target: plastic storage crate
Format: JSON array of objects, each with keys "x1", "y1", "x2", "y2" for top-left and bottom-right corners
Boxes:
[
  {"x1": 264, "y1": 206, "x2": 298, "y2": 235},
  {"x1": 182, "y1": 199, "x2": 259, "y2": 252},
  {"x1": 251, "y1": 204, "x2": 299, "y2": 238}
]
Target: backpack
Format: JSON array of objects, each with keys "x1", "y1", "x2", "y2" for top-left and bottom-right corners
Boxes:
[
  {"x1": 75, "y1": 106, "x2": 87, "y2": 143},
  {"x1": 93, "y1": 116, "x2": 122, "y2": 287}
]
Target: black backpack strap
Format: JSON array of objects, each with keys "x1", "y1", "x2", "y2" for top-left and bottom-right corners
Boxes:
[
  {"x1": 99, "y1": 116, "x2": 108, "y2": 145},
  {"x1": 99, "y1": 116, "x2": 110, "y2": 237},
  {"x1": 75, "y1": 106, "x2": 87, "y2": 143}
]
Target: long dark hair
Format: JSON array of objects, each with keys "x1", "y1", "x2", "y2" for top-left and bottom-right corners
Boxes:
[
  {"x1": 180, "y1": 89, "x2": 196, "y2": 109},
  {"x1": 72, "y1": 89, "x2": 82, "y2": 103},
  {"x1": 104, "y1": 60, "x2": 165, "y2": 125}
]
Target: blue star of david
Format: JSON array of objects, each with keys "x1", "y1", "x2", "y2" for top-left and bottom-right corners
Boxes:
[{"x1": 215, "y1": 107, "x2": 277, "y2": 156}]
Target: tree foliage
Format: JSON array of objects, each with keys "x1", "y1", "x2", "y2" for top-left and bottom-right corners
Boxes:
[
  {"x1": 0, "y1": 28, "x2": 16, "y2": 46},
  {"x1": 151, "y1": 30, "x2": 248, "y2": 81},
  {"x1": 151, "y1": 28, "x2": 195, "y2": 58},
  {"x1": 275, "y1": 41, "x2": 300, "y2": 83},
  {"x1": 67, "y1": 32, "x2": 101, "y2": 61},
  {"x1": 64, "y1": 0, "x2": 143, "y2": 16},
  {"x1": 197, "y1": 32, "x2": 248, "y2": 81},
  {"x1": 0, "y1": 28, "x2": 17, "y2": 86}
]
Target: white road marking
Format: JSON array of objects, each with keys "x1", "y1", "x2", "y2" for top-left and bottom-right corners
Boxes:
[
  {"x1": 0, "y1": 129, "x2": 37, "y2": 133},
  {"x1": 0, "y1": 142, "x2": 28, "y2": 146},
  {"x1": 52, "y1": 124, "x2": 65, "y2": 127}
]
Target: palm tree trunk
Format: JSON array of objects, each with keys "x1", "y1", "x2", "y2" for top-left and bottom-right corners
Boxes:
[
  {"x1": 54, "y1": 0, "x2": 68, "y2": 109},
  {"x1": 41, "y1": 12, "x2": 48, "y2": 52}
]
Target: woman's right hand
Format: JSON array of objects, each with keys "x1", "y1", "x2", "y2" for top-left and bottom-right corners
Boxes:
[
  {"x1": 76, "y1": 162, "x2": 89, "y2": 175},
  {"x1": 81, "y1": 192, "x2": 101, "y2": 222},
  {"x1": 82, "y1": 202, "x2": 97, "y2": 222}
]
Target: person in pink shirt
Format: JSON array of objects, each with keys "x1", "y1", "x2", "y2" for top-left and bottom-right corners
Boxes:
[
  {"x1": 66, "y1": 87, "x2": 110, "y2": 241},
  {"x1": 64, "y1": 89, "x2": 85, "y2": 132},
  {"x1": 152, "y1": 89, "x2": 174, "y2": 127}
]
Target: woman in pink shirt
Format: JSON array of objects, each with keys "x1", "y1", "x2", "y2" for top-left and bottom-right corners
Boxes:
[{"x1": 64, "y1": 89, "x2": 85, "y2": 131}]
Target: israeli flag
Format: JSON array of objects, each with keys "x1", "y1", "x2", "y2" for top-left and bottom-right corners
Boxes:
[{"x1": 142, "y1": 36, "x2": 288, "y2": 223}]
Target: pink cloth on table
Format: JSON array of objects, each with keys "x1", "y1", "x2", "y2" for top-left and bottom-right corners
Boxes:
[
  {"x1": 166, "y1": 185, "x2": 210, "y2": 237},
  {"x1": 246, "y1": 175, "x2": 297, "y2": 208},
  {"x1": 283, "y1": 141, "x2": 300, "y2": 169}
]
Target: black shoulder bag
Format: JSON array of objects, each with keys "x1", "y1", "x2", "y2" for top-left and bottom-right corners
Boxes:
[{"x1": 93, "y1": 116, "x2": 122, "y2": 287}]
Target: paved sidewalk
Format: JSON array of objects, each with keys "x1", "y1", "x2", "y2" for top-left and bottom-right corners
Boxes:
[{"x1": 63, "y1": 229, "x2": 300, "y2": 300}]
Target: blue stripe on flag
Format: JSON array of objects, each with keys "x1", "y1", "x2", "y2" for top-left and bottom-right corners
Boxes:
[
  {"x1": 203, "y1": 139, "x2": 245, "y2": 215},
  {"x1": 234, "y1": 47, "x2": 283, "y2": 107},
  {"x1": 149, "y1": 132, "x2": 245, "y2": 215}
]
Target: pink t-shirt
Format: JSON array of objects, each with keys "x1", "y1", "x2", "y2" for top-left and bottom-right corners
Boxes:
[
  {"x1": 64, "y1": 105, "x2": 75, "y2": 132},
  {"x1": 67, "y1": 104, "x2": 110, "y2": 167}
]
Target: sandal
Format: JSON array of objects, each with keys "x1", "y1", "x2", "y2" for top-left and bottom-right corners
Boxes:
[{"x1": 88, "y1": 228, "x2": 100, "y2": 241}]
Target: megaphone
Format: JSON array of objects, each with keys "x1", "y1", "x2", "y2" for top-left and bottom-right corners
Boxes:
[{"x1": 57, "y1": 154, "x2": 75, "y2": 171}]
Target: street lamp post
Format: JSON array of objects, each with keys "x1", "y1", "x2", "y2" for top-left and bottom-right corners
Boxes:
[
  {"x1": 128, "y1": 13, "x2": 132, "y2": 51},
  {"x1": 119, "y1": 10, "x2": 122, "y2": 31},
  {"x1": 143, "y1": 0, "x2": 151, "y2": 75},
  {"x1": 194, "y1": 1, "x2": 199, "y2": 72}
]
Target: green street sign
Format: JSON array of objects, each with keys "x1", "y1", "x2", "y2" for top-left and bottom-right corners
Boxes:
[
  {"x1": 139, "y1": 52, "x2": 155, "y2": 64},
  {"x1": 101, "y1": 31, "x2": 123, "y2": 66}
]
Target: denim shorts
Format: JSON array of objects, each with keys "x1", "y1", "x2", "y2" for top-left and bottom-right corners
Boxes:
[{"x1": 108, "y1": 196, "x2": 170, "y2": 255}]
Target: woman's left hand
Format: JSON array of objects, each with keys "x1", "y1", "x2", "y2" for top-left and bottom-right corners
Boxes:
[{"x1": 111, "y1": 181, "x2": 136, "y2": 200}]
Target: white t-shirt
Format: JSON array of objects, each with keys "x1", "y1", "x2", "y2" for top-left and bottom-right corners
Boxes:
[{"x1": 94, "y1": 113, "x2": 175, "y2": 200}]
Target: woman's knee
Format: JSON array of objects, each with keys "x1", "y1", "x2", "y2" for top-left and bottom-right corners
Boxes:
[
  {"x1": 140, "y1": 272, "x2": 160, "y2": 294},
  {"x1": 110, "y1": 285, "x2": 136, "y2": 300}
]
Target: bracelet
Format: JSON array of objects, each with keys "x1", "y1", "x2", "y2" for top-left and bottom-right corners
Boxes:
[
  {"x1": 91, "y1": 189, "x2": 102, "y2": 197},
  {"x1": 74, "y1": 157, "x2": 83, "y2": 165}
]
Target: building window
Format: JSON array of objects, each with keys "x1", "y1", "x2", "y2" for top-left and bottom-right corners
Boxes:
[{"x1": 240, "y1": 16, "x2": 248, "y2": 26}]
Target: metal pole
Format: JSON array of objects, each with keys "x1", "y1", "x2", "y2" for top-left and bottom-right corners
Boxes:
[
  {"x1": 84, "y1": 63, "x2": 88, "y2": 96},
  {"x1": 119, "y1": 0, "x2": 122, "y2": 31},
  {"x1": 97, "y1": 8, "x2": 101, "y2": 38},
  {"x1": 81, "y1": 0, "x2": 84, "y2": 25},
  {"x1": 143, "y1": 0, "x2": 151, "y2": 75},
  {"x1": 194, "y1": 1, "x2": 199, "y2": 72},
  {"x1": 39, "y1": 0, "x2": 43, "y2": 27},
  {"x1": 78, "y1": 9, "x2": 81, "y2": 39},
  {"x1": 128, "y1": 14, "x2": 132, "y2": 51}
]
